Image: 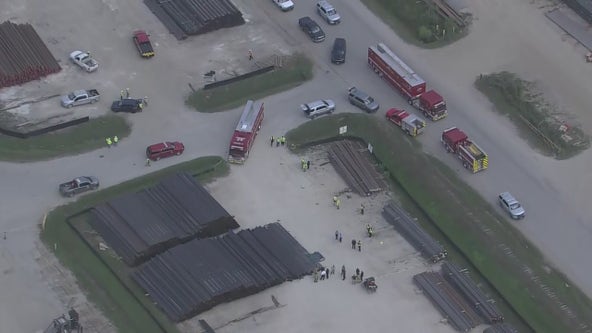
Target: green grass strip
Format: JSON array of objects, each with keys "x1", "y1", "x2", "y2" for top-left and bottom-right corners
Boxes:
[
  {"x1": 41, "y1": 156, "x2": 229, "y2": 333},
  {"x1": 285, "y1": 114, "x2": 592, "y2": 333},
  {"x1": 186, "y1": 54, "x2": 313, "y2": 113},
  {"x1": 0, "y1": 115, "x2": 131, "y2": 162}
]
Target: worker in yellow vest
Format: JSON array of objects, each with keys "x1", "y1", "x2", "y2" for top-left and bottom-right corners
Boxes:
[
  {"x1": 106, "y1": 137, "x2": 112, "y2": 148},
  {"x1": 113, "y1": 136, "x2": 119, "y2": 146}
]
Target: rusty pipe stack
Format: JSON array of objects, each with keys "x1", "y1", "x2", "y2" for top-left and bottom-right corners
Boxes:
[{"x1": 0, "y1": 21, "x2": 61, "y2": 89}]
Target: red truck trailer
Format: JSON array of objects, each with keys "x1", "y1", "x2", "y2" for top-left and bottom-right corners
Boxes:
[
  {"x1": 441, "y1": 127, "x2": 488, "y2": 173},
  {"x1": 368, "y1": 43, "x2": 448, "y2": 121},
  {"x1": 228, "y1": 100, "x2": 264, "y2": 164},
  {"x1": 385, "y1": 108, "x2": 426, "y2": 137}
]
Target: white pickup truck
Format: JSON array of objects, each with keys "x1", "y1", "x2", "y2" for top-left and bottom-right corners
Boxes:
[
  {"x1": 272, "y1": 0, "x2": 294, "y2": 11},
  {"x1": 61, "y1": 89, "x2": 100, "y2": 108}
]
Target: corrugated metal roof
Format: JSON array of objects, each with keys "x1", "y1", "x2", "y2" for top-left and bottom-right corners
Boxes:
[{"x1": 371, "y1": 43, "x2": 425, "y2": 88}]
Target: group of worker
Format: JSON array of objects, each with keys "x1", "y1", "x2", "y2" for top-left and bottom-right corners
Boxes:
[
  {"x1": 119, "y1": 88, "x2": 148, "y2": 109},
  {"x1": 300, "y1": 158, "x2": 311, "y2": 171},
  {"x1": 105, "y1": 136, "x2": 119, "y2": 148},
  {"x1": 270, "y1": 136, "x2": 286, "y2": 147}
]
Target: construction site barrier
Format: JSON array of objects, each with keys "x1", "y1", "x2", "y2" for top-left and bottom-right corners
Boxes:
[
  {"x1": 0, "y1": 116, "x2": 90, "y2": 139},
  {"x1": 203, "y1": 65, "x2": 275, "y2": 90}
]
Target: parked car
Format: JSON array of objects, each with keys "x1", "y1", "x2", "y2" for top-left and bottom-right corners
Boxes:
[
  {"x1": 300, "y1": 99, "x2": 335, "y2": 119},
  {"x1": 70, "y1": 51, "x2": 98, "y2": 72},
  {"x1": 133, "y1": 30, "x2": 155, "y2": 58},
  {"x1": 61, "y1": 89, "x2": 100, "y2": 108},
  {"x1": 298, "y1": 17, "x2": 325, "y2": 43},
  {"x1": 498, "y1": 192, "x2": 526, "y2": 219},
  {"x1": 146, "y1": 142, "x2": 185, "y2": 161},
  {"x1": 111, "y1": 98, "x2": 144, "y2": 113},
  {"x1": 272, "y1": 0, "x2": 294, "y2": 11},
  {"x1": 317, "y1": 1, "x2": 341, "y2": 24},
  {"x1": 348, "y1": 87, "x2": 379, "y2": 113},
  {"x1": 59, "y1": 176, "x2": 99, "y2": 197},
  {"x1": 331, "y1": 38, "x2": 346, "y2": 64}
]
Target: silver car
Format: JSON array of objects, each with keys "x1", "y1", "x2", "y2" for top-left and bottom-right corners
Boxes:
[
  {"x1": 70, "y1": 50, "x2": 98, "y2": 72},
  {"x1": 300, "y1": 99, "x2": 335, "y2": 119},
  {"x1": 348, "y1": 87, "x2": 379, "y2": 113},
  {"x1": 317, "y1": 1, "x2": 341, "y2": 24},
  {"x1": 498, "y1": 192, "x2": 525, "y2": 219}
]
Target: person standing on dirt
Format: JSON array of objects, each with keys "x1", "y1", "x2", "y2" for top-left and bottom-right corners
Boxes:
[
  {"x1": 341, "y1": 265, "x2": 346, "y2": 280},
  {"x1": 105, "y1": 137, "x2": 112, "y2": 148},
  {"x1": 331, "y1": 265, "x2": 335, "y2": 275},
  {"x1": 357, "y1": 240, "x2": 362, "y2": 252},
  {"x1": 355, "y1": 268, "x2": 360, "y2": 277},
  {"x1": 306, "y1": 160, "x2": 311, "y2": 170},
  {"x1": 248, "y1": 49, "x2": 254, "y2": 61},
  {"x1": 360, "y1": 204, "x2": 365, "y2": 215},
  {"x1": 360, "y1": 271, "x2": 364, "y2": 281},
  {"x1": 335, "y1": 230, "x2": 339, "y2": 240},
  {"x1": 339, "y1": 232, "x2": 343, "y2": 243},
  {"x1": 351, "y1": 239, "x2": 356, "y2": 249},
  {"x1": 271, "y1": 136, "x2": 274, "y2": 147},
  {"x1": 325, "y1": 268, "x2": 330, "y2": 279}
]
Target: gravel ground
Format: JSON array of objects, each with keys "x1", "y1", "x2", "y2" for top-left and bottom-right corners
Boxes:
[{"x1": 1, "y1": 0, "x2": 592, "y2": 332}]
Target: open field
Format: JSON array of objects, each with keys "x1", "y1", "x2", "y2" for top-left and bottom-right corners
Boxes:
[
  {"x1": 0, "y1": 115, "x2": 130, "y2": 162},
  {"x1": 285, "y1": 113, "x2": 592, "y2": 333},
  {"x1": 40, "y1": 156, "x2": 228, "y2": 333},
  {"x1": 475, "y1": 72, "x2": 590, "y2": 159},
  {"x1": 186, "y1": 54, "x2": 313, "y2": 113},
  {"x1": 360, "y1": 0, "x2": 469, "y2": 47}
]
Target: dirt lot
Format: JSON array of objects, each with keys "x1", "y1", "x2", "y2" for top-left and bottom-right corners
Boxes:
[
  {"x1": 2, "y1": 0, "x2": 592, "y2": 331},
  {"x1": 198, "y1": 143, "x2": 460, "y2": 333}
]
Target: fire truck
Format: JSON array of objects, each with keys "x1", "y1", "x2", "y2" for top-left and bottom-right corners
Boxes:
[
  {"x1": 441, "y1": 127, "x2": 488, "y2": 173},
  {"x1": 368, "y1": 43, "x2": 448, "y2": 121},
  {"x1": 385, "y1": 108, "x2": 426, "y2": 137},
  {"x1": 228, "y1": 100, "x2": 264, "y2": 164}
]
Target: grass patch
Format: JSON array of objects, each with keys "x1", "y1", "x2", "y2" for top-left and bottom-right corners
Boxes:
[
  {"x1": 285, "y1": 114, "x2": 592, "y2": 333},
  {"x1": 41, "y1": 156, "x2": 229, "y2": 333},
  {"x1": 0, "y1": 115, "x2": 131, "y2": 162},
  {"x1": 361, "y1": 0, "x2": 469, "y2": 48},
  {"x1": 186, "y1": 54, "x2": 313, "y2": 112},
  {"x1": 476, "y1": 72, "x2": 590, "y2": 159}
]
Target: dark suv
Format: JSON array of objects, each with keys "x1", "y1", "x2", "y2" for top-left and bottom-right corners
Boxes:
[
  {"x1": 298, "y1": 17, "x2": 325, "y2": 43},
  {"x1": 331, "y1": 38, "x2": 346, "y2": 64},
  {"x1": 111, "y1": 99, "x2": 144, "y2": 113}
]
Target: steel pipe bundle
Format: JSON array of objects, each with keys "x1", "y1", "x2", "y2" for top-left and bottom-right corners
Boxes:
[
  {"x1": 0, "y1": 21, "x2": 61, "y2": 89},
  {"x1": 133, "y1": 223, "x2": 319, "y2": 322},
  {"x1": 413, "y1": 271, "x2": 481, "y2": 332},
  {"x1": 90, "y1": 173, "x2": 239, "y2": 266},
  {"x1": 483, "y1": 323, "x2": 518, "y2": 333},
  {"x1": 382, "y1": 202, "x2": 447, "y2": 262},
  {"x1": 442, "y1": 262, "x2": 504, "y2": 324},
  {"x1": 328, "y1": 140, "x2": 386, "y2": 196},
  {"x1": 144, "y1": 0, "x2": 244, "y2": 40}
]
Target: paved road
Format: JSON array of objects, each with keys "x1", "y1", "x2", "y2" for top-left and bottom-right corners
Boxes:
[{"x1": 2, "y1": 0, "x2": 592, "y2": 331}]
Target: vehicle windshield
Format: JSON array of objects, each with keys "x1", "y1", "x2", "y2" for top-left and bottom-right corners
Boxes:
[
  {"x1": 68, "y1": 93, "x2": 76, "y2": 100},
  {"x1": 311, "y1": 26, "x2": 321, "y2": 33},
  {"x1": 366, "y1": 97, "x2": 375, "y2": 104},
  {"x1": 327, "y1": 9, "x2": 337, "y2": 15},
  {"x1": 434, "y1": 103, "x2": 447, "y2": 113},
  {"x1": 510, "y1": 203, "x2": 521, "y2": 210}
]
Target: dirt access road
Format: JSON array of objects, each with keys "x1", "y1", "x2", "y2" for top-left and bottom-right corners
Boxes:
[{"x1": 1, "y1": 0, "x2": 592, "y2": 332}]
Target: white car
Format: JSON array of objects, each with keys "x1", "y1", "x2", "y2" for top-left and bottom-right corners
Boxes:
[
  {"x1": 300, "y1": 99, "x2": 335, "y2": 119},
  {"x1": 272, "y1": 0, "x2": 294, "y2": 11},
  {"x1": 70, "y1": 51, "x2": 98, "y2": 72},
  {"x1": 498, "y1": 192, "x2": 526, "y2": 220}
]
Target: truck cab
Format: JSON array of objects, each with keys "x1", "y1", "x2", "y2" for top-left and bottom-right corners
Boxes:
[{"x1": 415, "y1": 90, "x2": 447, "y2": 121}]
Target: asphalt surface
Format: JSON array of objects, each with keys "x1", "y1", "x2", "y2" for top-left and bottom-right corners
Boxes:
[{"x1": 2, "y1": 0, "x2": 592, "y2": 332}]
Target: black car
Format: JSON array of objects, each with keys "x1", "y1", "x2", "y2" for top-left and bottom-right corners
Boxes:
[
  {"x1": 298, "y1": 16, "x2": 325, "y2": 43},
  {"x1": 331, "y1": 38, "x2": 346, "y2": 64},
  {"x1": 111, "y1": 99, "x2": 144, "y2": 113}
]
